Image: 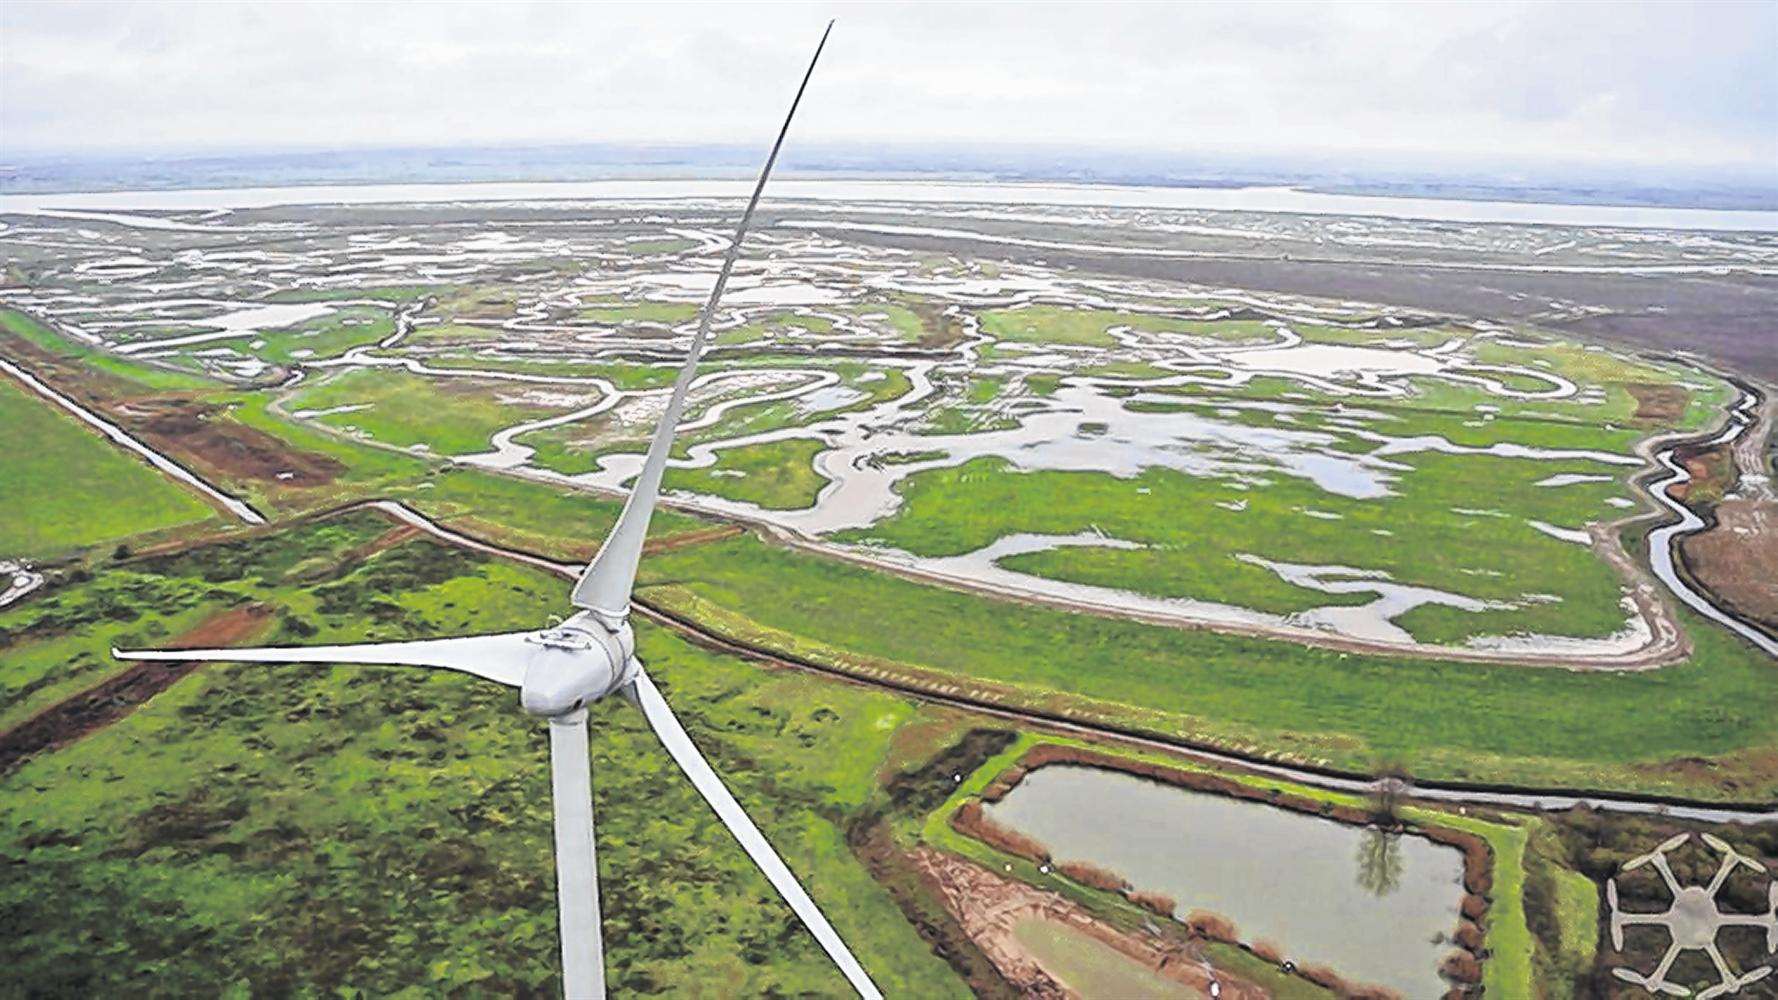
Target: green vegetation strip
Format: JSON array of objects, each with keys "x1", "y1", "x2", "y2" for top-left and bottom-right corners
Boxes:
[{"x1": 639, "y1": 534, "x2": 1778, "y2": 801}]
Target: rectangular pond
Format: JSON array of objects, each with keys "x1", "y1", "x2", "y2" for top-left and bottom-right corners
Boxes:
[{"x1": 983, "y1": 764, "x2": 1466, "y2": 996}]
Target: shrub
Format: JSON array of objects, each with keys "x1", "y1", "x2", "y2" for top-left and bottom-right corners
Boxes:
[
  {"x1": 1055, "y1": 860, "x2": 1127, "y2": 894},
  {"x1": 1250, "y1": 939, "x2": 1286, "y2": 965},
  {"x1": 949, "y1": 802, "x2": 1049, "y2": 863},
  {"x1": 1440, "y1": 950, "x2": 1483, "y2": 984},
  {"x1": 1128, "y1": 889, "x2": 1176, "y2": 918},
  {"x1": 1184, "y1": 910, "x2": 1239, "y2": 942}
]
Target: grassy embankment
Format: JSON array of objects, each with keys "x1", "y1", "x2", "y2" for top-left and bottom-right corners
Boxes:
[
  {"x1": 638, "y1": 533, "x2": 1778, "y2": 802},
  {"x1": 0, "y1": 513, "x2": 962, "y2": 997},
  {"x1": 1, "y1": 307, "x2": 215, "y2": 393}
]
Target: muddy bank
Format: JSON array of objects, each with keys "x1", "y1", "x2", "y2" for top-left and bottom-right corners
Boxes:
[
  {"x1": 832, "y1": 728, "x2": 1029, "y2": 997},
  {"x1": 1679, "y1": 497, "x2": 1778, "y2": 632},
  {"x1": 845, "y1": 814, "x2": 1022, "y2": 999},
  {"x1": 0, "y1": 604, "x2": 273, "y2": 774},
  {"x1": 911, "y1": 846, "x2": 1270, "y2": 1000}
]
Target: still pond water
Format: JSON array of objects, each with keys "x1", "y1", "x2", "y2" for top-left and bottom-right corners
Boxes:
[{"x1": 984, "y1": 765, "x2": 1465, "y2": 996}]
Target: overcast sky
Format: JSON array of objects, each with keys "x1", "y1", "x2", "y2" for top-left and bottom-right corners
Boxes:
[{"x1": 3, "y1": 1, "x2": 1774, "y2": 172}]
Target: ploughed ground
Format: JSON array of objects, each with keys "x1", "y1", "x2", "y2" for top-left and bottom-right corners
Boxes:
[
  {"x1": 118, "y1": 396, "x2": 344, "y2": 486},
  {"x1": 0, "y1": 604, "x2": 273, "y2": 773},
  {"x1": 1, "y1": 326, "x2": 343, "y2": 489}
]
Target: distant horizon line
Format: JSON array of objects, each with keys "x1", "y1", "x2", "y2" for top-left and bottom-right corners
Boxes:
[
  {"x1": 2, "y1": 143, "x2": 1775, "y2": 214},
  {"x1": 4, "y1": 138, "x2": 1774, "y2": 181}
]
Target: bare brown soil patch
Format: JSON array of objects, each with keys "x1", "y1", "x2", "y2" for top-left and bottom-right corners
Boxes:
[
  {"x1": 0, "y1": 603, "x2": 273, "y2": 773},
  {"x1": 845, "y1": 815, "x2": 1021, "y2": 999},
  {"x1": 1669, "y1": 442, "x2": 1736, "y2": 508},
  {"x1": 1679, "y1": 497, "x2": 1778, "y2": 631},
  {"x1": 907, "y1": 299, "x2": 970, "y2": 349},
  {"x1": 911, "y1": 846, "x2": 1271, "y2": 1000},
  {"x1": 116, "y1": 397, "x2": 344, "y2": 486},
  {"x1": 1624, "y1": 382, "x2": 1689, "y2": 423},
  {"x1": 1, "y1": 332, "x2": 154, "y2": 415}
]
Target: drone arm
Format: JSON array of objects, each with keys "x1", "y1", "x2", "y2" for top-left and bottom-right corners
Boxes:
[
  {"x1": 569, "y1": 21, "x2": 833, "y2": 621},
  {"x1": 113, "y1": 632, "x2": 535, "y2": 688},
  {"x1": 629, "y1": 668, "x2": 883, "y2": 1000}
]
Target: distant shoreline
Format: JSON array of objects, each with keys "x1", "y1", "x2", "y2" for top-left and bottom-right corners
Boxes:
[{"x1": 4, "y1": 176, "x2": 1777, "y2": 232}]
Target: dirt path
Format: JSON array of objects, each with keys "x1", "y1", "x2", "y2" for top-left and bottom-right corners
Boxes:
[{"x1": 0, "y1": 604, "x2": 273, "y2": 774}]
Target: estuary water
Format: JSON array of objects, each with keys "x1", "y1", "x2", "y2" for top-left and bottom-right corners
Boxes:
[{"x1": 5, "y1": 178, "x2": 1777, "y2": 231}]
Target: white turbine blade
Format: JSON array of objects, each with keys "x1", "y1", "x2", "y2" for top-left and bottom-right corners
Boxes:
[
  {"x1": 548, "y1": 710, "x2": 605, "y2": 1000},
  {"x1": 113, "y1": 632, "x2": 536, "y2": 687},
  {"x1": 629, "y1": 669, "x2": 883, "y2": 1000},
  {"x1": 570, "y1": 21, "x2": 833, "y2": 619}
]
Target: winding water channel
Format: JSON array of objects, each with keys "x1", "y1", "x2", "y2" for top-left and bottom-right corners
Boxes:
[{"x1": 1643, "y1": 390, "x2": 1778, "y2": 658}]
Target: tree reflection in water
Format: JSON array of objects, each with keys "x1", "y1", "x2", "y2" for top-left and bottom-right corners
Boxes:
[{"x1": 1356, "y1": 826, "x2": 1403, "y2": 897}]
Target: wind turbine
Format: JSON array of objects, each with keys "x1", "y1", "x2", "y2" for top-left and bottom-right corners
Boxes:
[{"x1": 116, "y1": 23, "x2": 882, "y2": 1000}]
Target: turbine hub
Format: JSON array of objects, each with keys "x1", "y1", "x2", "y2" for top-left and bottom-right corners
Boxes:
[{"x1": 518, "y1": 614, "x2": 635, "y2": 718}]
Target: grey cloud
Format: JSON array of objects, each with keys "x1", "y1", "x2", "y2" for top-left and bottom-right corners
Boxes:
[{"x1": 1, "y1": 0, "x2": 1772, "y2": 169}]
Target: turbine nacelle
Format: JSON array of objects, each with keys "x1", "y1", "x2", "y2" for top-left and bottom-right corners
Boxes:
[{"x1": 519, "y1": 613, "x2": 636, "y2": 719}]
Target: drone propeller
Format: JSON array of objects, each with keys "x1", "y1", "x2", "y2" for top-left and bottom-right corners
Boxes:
[
  {"x1": 1703, "y1": 832, "x2": 1765, "y2": 873},
  {"x1": 1608, "y1": 880, "x2": 1625, "y2": 950}
]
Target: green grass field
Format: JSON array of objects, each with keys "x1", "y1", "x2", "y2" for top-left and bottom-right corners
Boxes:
[
  {"x1": 245, "y1": 305, "x2": 394, "y2": 365},
  {"x1": 841, "y1": 443, "x2": 1637, "y2": 642},
  {"x1": 0, "y1": 376, "x2": 216, "y2": 558},
  {"x1": 665, "y1": 437, "x2": 828, "y2": 509},
  {"x1": 0, "y1": 514, "x2": 962, "y2": 997}
]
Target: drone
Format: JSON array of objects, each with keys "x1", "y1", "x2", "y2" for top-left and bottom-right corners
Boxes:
[{"x1": 1609, "y1": 832, "x2": 1778, "y2": 999}]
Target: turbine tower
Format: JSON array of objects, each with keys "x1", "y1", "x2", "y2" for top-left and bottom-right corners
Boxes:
[{"x1": 116, "y1": 23, "x2": 881, "y2": 1000}]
